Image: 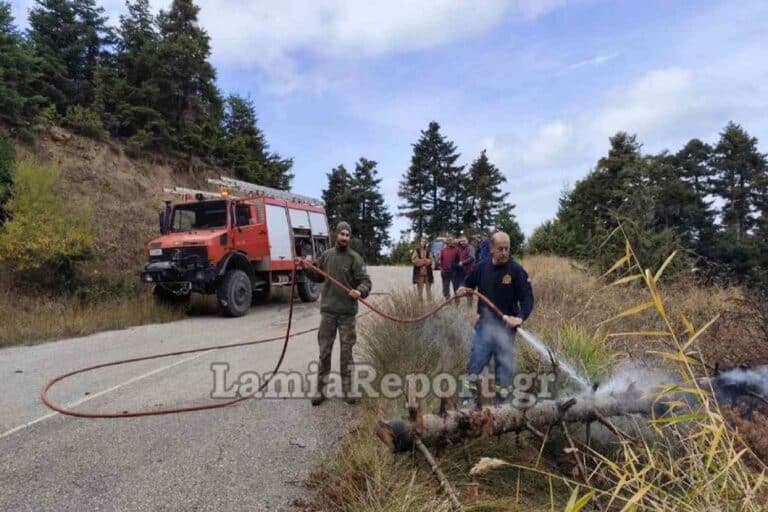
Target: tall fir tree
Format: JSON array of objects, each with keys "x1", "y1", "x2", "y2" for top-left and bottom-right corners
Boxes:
[
  {"x1": 73, "y1": 0, "x2": 115, "y2": 91},
  {"x1": 674, "y1": 138, "x2": 717, "y2": 251},
  {"x1": 349, "y1": 158, "x2": 392, "y2": 262},
  {"x1": 398, "y1": 121, "x2": 464, "y2": 238},
  {"x1": 154, "y1": 0, "x2": 223, "y2": 157},
  {"x1": 27, "y1": 0, "x2": 78, "y2": 112},
  {"x1": 322, "y1": 165, "x2": 355, "y2": 230},
  {"x1": 27, "y1": 0, "x2": 113, "y2": 112},
  {"x1": 677, "y1": 138, "x2": 714, "y2": 197},
  {"x1": 467, "y1": 149, "x2": 509, "y2": 231},
  {"x1": 398, "y1": 142, "x2": 430, "y2": 238},
  {"x1": 220, "y1": 95, "x2": 293, "y2": 189},
  {"x1": 709, "y1": 122, "x2": 768, "y2": 242},
  {"x1": 645, "y1": 152, "x2": 715, "y2": 250},
  {"x1": 558, "y1": 131, "x2": 646, "y2": 253},
  {"x1": 0, "y1": 2, "x2": 48, "y2": 129},
  {"x1": 106, "y1": 0, "x2": 164, "y2": 139}
]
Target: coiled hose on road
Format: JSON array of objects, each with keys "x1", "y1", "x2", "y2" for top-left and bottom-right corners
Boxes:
[{"x1": 41, "y1": 262, "x2": 510, "y2": 419}]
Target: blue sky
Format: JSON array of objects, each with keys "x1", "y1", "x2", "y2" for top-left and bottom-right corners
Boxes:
[{"x1": 10, "y1": 0, "x2": 768, "y2": 242}]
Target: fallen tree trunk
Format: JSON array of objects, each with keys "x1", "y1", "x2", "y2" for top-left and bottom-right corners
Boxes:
[
  {"x1": 377, "y1": 366, "x2": 768, "y2": 453},
  {"x1": 377, "y1": 393, "x2": 657, "y2": 453}
]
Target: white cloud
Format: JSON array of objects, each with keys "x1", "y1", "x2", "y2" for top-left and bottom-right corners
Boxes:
[
  {"x1": 559, "y1": 51, "x2": 619, "y2": 73},
  {"x1": 487, "y1": 66, "x2": 717, "y2": 174},
  {"x1": 190, "y1": 0, "x2": 569, "y2": 61},
  {"x1": 588, "y1": 67, "x2": 699, "y2": 150},
  {"x1": 11, "y1": 0, "x2": 575, "y2": 94},
  {"x1": 192, "y1": 0, "x2": 573, "y2": 94}
]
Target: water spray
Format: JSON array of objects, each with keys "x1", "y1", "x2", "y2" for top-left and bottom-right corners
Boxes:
[{"x1": 516, "y1": 327, "x2": 592, "y2": 391}]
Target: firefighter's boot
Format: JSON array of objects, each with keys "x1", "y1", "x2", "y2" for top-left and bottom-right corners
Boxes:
[{"x1": 311, "y1": 381, "x2": 327, "y2": 406}]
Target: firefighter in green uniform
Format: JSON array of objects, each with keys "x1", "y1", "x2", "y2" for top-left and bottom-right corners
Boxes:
[{"x1": 295, "y1": 221, "x2": 372, "y2": 406}]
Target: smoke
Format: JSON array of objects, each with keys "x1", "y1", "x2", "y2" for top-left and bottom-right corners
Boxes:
[
  {"x1": 587, "y1": 360, "x2": 675, "y2": 400},
  {"x1": 707, "y1": 365, "x2": 768, "y2": 416}
]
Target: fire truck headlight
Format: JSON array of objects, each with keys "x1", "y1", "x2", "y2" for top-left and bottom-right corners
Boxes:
[{"x1": 143, "y1": 273, "x2": 154, "y2": 283}]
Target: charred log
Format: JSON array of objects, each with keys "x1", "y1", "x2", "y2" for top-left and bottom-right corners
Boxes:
[{"x1": 377, "y1": 393, "x2": 657, "y2": 453}]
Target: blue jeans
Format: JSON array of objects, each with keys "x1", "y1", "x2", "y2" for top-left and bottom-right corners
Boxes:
[{"x1": 464, "y1": 317, "x2": 516, "y2": 401}]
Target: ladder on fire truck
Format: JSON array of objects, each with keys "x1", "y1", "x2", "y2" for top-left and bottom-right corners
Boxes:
[
  {"x1": 162, "y1": 177, "x2": 323, "y2": 206},
  {"x1": 210, "y1": 177, "x2": 324, "y2": 206}
]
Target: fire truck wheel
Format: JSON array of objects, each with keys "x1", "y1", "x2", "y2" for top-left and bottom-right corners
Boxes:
[
  {"x1": 217, "y1": 269, "x2": 252, "y2": 317},
  {"x1": 297, "y1": 278, "x2": 320, "y2": 302}
]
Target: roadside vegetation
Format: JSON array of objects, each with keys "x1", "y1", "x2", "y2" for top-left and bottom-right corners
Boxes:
[
  {"x1": 0, "y1": 153, "x2": 185, "y2": 347},
  {"x1": 309, "y1": 244, "x2": 768, "y2": 511}
]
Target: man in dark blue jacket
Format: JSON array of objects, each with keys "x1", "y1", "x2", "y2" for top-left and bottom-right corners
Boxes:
[{"x1": 457, "y1": 231, "x2": 534, "y2": 405}]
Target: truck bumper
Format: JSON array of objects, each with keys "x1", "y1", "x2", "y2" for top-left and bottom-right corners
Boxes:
[{"x1": 140, "y1": 261, "x2": 219, "y2": 293}]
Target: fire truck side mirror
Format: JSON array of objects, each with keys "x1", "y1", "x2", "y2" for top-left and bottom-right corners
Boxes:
[
  {"x1": 158, "y1": 211, "x2": 167, "y2": 234},
  {"x1": 159, "y1": 202, "x2": 172, "y2": 234}
]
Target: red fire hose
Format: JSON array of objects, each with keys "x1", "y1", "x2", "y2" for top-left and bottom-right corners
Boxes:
[{"x1": 41, "y1": 263, "x2": 507, "y2": 419}]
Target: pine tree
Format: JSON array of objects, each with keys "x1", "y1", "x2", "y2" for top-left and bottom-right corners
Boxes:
[
  {"x1": 674, "y1": 138, "x2": 717, "y2": 251},
  {"x1": 493, "y1": 204, "x2": 524, "y2": 255},
  {"x1": 73, "y1": 0, "x2": 115, "y2": 93},
  {"x1": 398, "y1": 121, "x2": 464, "y2": 238},
  {"x1": 27, "y1": 0, "x2": 78, "y2": 112},
  {"x1": 645, "y1": 152, "x2": 714, "y2": 249},
  {"x1": 350, "y1": 158, "x2": 392, "y2": 262},
  {"x1": 398, "y1": 142, "x2": 430, "y2": 238},
  {"x1": 154, "y1": 0, "x2": 223, "y2": 157},
  {"x1": 322, "y1": 165, "x2": 355, "y2": 229},
  {"x1": 0, "y1": 2, "x2": 48, "y2": 129},
  {"x1": 109, "y1": 0, "x2": 164, "y2": 140},
  {"x1": 467, "y1": 149, "x2": 509, "y2": 231},
  {"x1": 710, "y1": 122, "x2": 768, "y2": 242},
  {"x1": 27, "y1": 0, "x2": 113, "y2": 112},
  {"x1": 677, "y1": 138, "x2": 714, "y2": 197},
  {"x1": 220, "y1": 95, "x2": 293, "y2": 189},
  {"x1": 558, "y1": 132, "x2": 646, "y2": 249}
]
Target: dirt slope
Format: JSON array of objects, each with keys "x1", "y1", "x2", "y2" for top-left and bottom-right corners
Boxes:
[{"x1": 16, "y1": 127, "x2": 231, "y2": 276}]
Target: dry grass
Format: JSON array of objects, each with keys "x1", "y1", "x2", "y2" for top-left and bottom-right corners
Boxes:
[
  {"x1": 520, "y1": 254, "x2": 762, "y2": 372},
  {"x1": 0, "y1": 285, "x2": 184, "y2": 347}
]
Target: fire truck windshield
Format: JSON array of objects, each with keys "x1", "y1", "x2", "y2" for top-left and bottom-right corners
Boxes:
[{"x1": 171, "y1": 200, "x2": 228, "y2": 231}]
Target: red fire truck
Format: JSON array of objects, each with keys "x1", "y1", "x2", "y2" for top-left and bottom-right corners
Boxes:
[{"x1": 139, "y1": 176, "x2": 330, "y2": 317}]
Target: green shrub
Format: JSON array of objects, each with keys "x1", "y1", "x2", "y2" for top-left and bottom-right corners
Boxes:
[
  {"x1": 61, "y1": 105, "x2": 107, "y2": 139},
  {"x1": 0, "y1": 135, "x2": 13, "y2": 222},
  {"x1": 125, "y1": 128, "x2": 153, "y2": 156},
  {"x1": 0, "y1": 158, "x2": 96, "y2": 291},
  {"x1": 34, "y1": 104, "x2": 58, "y2": 127}
]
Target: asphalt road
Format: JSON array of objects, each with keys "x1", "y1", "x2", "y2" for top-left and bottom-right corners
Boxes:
[{"x1": 0, "y1": 265, "x2": 411, "y2": 512}]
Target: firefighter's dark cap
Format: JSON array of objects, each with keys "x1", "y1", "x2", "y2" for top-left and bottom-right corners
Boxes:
[{"x1": 336, "y1": 221, "x2": 352, "y2": 235}]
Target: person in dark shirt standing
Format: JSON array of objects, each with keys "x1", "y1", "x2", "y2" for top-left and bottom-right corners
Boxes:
[
  {"x1": 456, "y1": 231, "x2": 534, "y2": 405},
  {"x1": 295, "y1": 221, "x2": 372, "y2": 406}
]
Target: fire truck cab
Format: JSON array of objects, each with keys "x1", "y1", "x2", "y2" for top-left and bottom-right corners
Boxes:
[{"x1": 139, "y1": 177, "x2": 330, "y2": 317}]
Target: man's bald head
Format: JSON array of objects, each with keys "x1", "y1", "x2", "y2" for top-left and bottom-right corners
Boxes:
[
  {"x1": 491, "y1": 231, "x2": 511, "y2": 265},
  {"x1": 491, "y1": 232, "x2": 510, "y2": 247}
]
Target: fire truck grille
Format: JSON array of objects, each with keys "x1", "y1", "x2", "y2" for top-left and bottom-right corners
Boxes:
[{"x1": 150, "y1": 246, "x2": 208, "y2": 265}]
